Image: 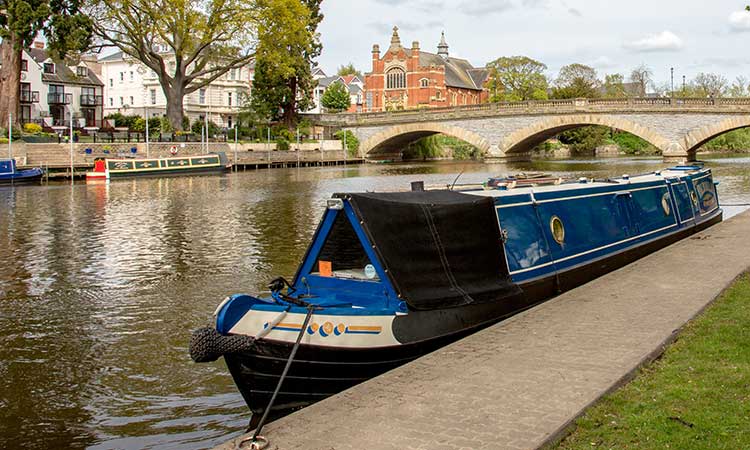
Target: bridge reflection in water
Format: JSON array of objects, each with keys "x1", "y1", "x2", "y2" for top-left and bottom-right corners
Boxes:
[{"x1": 310, "y1": 97, "x2": 750, "y2": 162}]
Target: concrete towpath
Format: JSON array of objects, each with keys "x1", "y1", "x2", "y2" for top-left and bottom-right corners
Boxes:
[{"x1": 214, "y1": 210, "x2": 750, "y2": 450}]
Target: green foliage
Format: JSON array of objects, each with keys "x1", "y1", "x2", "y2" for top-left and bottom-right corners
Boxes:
[
  {"x1": 559, "y1": 126, "x2": 609, "y2": 153},
  {"x1": 337, "y1": 63, "x2": 362, "y2": 78},
  {"x1": 334, "y1": 130, "x2": 359, "y2": 157},
  {"x1": 191, "y1": 119, "x2": 221, "y2": 137},
  {"x1": 91, "y1": 0, "x2": 260, "y2": 130},
  {"x1": 402, "y1": 134, "x2": 480, "y2": 160},
  {"x1": 556, "y1": 275, "x2": 750, "y2": 450},
  {"x1": 275, "y1": 137, "x2": 290, "y2": 150},
  {"x1": 104, "y1": 112, "x2": 140, "y2": 129},
  {"x1": 552, "y1": 64, "x2": 601, "y2": 99},
  {"x1": 321, "y1": 82, "x2": 351, "y2": 112},
  {"x1": 486, "y1": 56, "x2": 549, "y2": 102},
  {"x1": 701, "y1": 128, "x2": 750, "y2": 151},
  {"x1": 612, "y1": 131, "x2": 656, "y2": 154},
  {"x1": 251, "y1": 0, "x2": 322, "y2": 127},
  {"x1": 23, "y1": 123, "x2": 42, "y2": 134},
  {"x1": 603, "y1": 74, "x2": 627, "y2": 98}
]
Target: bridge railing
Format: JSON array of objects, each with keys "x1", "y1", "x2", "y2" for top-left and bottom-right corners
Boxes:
[{"x1": 309, "y1": 97, "x2": 750, "y2": 126}]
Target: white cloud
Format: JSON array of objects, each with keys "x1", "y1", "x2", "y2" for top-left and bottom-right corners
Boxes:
[
  {"x1": 591, "y1": 56, "x2": 616, "y2": 69},
  {"x1": 729, "y1": 9, "x2": 750, "y2": 32},
  {"x1": 624, "y1": 31, "x2": 684, "y2": 52}
]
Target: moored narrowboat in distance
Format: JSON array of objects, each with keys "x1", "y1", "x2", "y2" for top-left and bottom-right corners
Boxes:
[
  {"x1": 191, "y1": 164, "x2": 722, "y2": 419},
  {"x1": 0, "y1": 159, "x2": 44, "y2": 184},
  {"x1": 86, "y1": 152, "x2": 231, "y2": 180}
]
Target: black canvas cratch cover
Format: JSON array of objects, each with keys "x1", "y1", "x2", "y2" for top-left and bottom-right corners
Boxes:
[{"x1": 338, "y1": 190, "x2": 521, "y2": 311}]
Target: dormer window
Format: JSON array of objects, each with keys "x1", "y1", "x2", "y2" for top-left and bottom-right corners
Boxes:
[
  {"x1": 43, "y1": 63, "x2": 55, "y2": 74},
  {"x1": 420, "y1": 78, "x2": 429, "y2": 88},
  {"x1": 77, "y1": 66, "x2": 87, "y2": 77},
  {"x1": 21, "y1": 59, "x2": 28, "y2": 72}
]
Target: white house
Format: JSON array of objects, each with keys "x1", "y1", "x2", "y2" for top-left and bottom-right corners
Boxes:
[
  {"x1": 99, "y1": 51, "x2": 253, "y2": 129},
  {"x1": 308, "y1": 74, "x2": 364, "y2": 113},
  {"x1": 18, "y1": 43, "x2": 104, "y2": 129}
]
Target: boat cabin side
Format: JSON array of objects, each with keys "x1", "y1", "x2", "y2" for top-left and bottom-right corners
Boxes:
[{"x1": 483, "y1": 168, "x2": 720, "y2": 283}]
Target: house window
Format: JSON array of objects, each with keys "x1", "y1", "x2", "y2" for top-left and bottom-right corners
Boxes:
[
  {"x1": 229, "y1": 68, "x2": 236, "y2": 80},
  {"x1": 77, "y1": 66, "x2": 87, "y2": 77},
  {"x1": 129, "y1": 71, "x2": 133, "y2": 81},
  {"x1": 43, "y1": 63, "x2": 55, "y2": 74},
  {"x1": 109, "y1": 98, "x2": 113, "y2": 106},
  {"x1": 435, "y1": 90, "x2": 442, "y2": 99},
  {"x1": 228, "y1": 116, "x2": 233, "y2": 128},
  {"x1": 227, "y1": 92, "x2": 232, "y2": 106},
  {"x1": 386, "y1": 67, "x2": 406, "y2": 89},
  {"x1": 199, "y1": 88, "x2": 206, "y2": 104},
  {"x1": 21, "y1": 59, "x2": 27, "y2": 72},
  {"x1": 129, "y1": 96, "x2": 134, "y2": 105},
  {"x1": 420, "y1": 78, "x2": 429, "y2": 88},
  {"x1": 119, "y1": 97, "x2": 124, "y2": 106},
  {"x1": 150, "y1": 89, "x2": 156, "y2": 105},
  {"x1": 119, "y1": 72, "x2": 124, "y2": 82},
  {"x1": 109, "y1": 78, "x2": 113, "y2": 87}
]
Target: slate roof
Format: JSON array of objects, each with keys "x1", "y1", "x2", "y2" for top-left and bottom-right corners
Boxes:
[
  {"x1": 417, "y1": 51, "x2": 486, "y2": 91},
  {"x1": 318, "y1": 76, "x2": 361, "y2": 95},
  {"x1": 27, "y1": 48, "x2": 103, "y2": 86}
]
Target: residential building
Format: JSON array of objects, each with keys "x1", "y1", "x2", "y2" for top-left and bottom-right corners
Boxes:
[
  {"x1": 311, "y1": 74, "x2": 364, "y2": 113},
  {"x1": 99, "y1": 51, "x2": 253, "y2": 129},
  {"x1": 364, "y1": 27, "x2": 489, "y2": 112},
  {"x1": 17, "y1": 43, "x2": 104, "y2": 128}
]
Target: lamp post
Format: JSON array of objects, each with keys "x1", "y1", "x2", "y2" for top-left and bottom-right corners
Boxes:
[
  {"x1": 234, "y1": 124, "x2": 238, "y2": 171},
  {"x1": 8, "y1": 113, "x2": 12, "y2": 159},
  {"x1": 682, "y1": 75, "x2": 686, "y2": 94},
  {"x1": 145, "y1": 106, "x2": 150, "y2": 158},
  {"x1": 670, "y1": 67, "x2": 674, "y2": 99},
  {"x1": 69, "y1": 112, "x2": 74, "y2": 182}
]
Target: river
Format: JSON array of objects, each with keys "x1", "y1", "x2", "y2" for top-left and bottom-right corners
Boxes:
[{"x1": 1, "y1": 155, "x2": 748, "y2": 450}]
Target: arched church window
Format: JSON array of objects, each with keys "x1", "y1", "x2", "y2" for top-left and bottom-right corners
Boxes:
[{"x1": 386, "y1": 67, "x2": 406, "y2": 90}]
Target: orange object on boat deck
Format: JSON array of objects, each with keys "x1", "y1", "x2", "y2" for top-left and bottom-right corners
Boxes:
[{"x1": 318, "y1": 260, "x2": 333, "y2": 277}]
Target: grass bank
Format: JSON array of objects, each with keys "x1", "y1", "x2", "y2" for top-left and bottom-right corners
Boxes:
[{"x1": 555, "y1": 275, "x2": 750, "y2": 450}]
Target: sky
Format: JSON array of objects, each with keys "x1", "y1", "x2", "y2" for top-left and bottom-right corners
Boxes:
[{"x1": 317, "y1": 0, "x2": 750, "y2": 88}]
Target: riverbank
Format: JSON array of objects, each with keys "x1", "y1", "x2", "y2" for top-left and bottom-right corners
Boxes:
[{"x1": 555, "y1": 274, "x2": 750, "y2": 449}]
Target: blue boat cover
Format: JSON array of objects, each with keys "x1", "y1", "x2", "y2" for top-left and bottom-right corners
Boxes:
[{"x1": 339, "y1": 191, "x2": 521, "y2": 311}]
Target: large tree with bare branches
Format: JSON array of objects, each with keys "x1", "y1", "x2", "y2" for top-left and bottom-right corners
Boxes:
[
  {"x1": 0, "y1": 0, "x2": 92, "y2": 127},
  {"x1": 88, "y1": 0, "x2": 261, "y2": 130}
]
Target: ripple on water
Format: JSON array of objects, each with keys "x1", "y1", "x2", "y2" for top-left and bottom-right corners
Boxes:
[{"x1": 0, "y1": 156, "x2": 749, "y2": 449}]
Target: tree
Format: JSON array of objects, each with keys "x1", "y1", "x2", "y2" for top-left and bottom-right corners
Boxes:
[
  {"x1": 728, "y1": 76, "x2": 747, "y2": 98},
  {"x1": 250, "y1": 0, "x2": 321, "y2": 128},
  {"x1": 629, "y1": 64, "x2": 653, "y2": 97},
  {"x1": 485, "y1": 56, "x2": 548, "y2": 102},
  {"x1": 603, "y1": 73, "x2": 627, "y2": 98},
  {"x1": 552, "y1": 63, "x2": 600, "y2": 99},
  {"x1": 88, "y1": 0, "x2": 260, "y2": 130},
  {"x1": 692, "y1": 72, "x2": 728, "y2": 98},
  {"x1": 320, "y1": 82, "x2": 350, "y2": 113},
  {"x1": 0, "y1": 0, "x2": 92, "y2": 127},
  {"x1": 337, "y1": 62, "x2": 362, "y2": 78}
]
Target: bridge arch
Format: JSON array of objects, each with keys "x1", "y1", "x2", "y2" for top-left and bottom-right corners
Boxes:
[
  {"x1": 683, "y1": 116, "x2": 750, "y2": 153},
  {"x1": 500, "y1": 114, "x2": 671, "y2": 155},
  {"x1": 359, "y1": 122, "x2": 491, "y2": 158}
]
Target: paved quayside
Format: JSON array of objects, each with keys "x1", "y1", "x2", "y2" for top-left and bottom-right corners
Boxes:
[{"x1": 214, "y1": 210, "x2": 750, "y2": 450}]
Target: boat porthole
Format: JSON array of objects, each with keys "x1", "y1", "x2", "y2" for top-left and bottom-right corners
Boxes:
[
  {"x1": 550, "y1": 216, "x2": 565, "y2": 245},
  {"x1": 661, "y1": 193, "x2": 671, "y2": 216},
  {"x1": 690, "y1": 191, "x2": 698, "y2": 205}
]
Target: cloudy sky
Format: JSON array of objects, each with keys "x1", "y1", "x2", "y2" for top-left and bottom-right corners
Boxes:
[{"x1": 317, "y1": 0, "x2": 750, "y2": 87}]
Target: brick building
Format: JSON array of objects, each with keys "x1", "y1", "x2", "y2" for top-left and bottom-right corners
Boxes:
[{"x1": 363, "y1": 27, "x2": 489, "y2": 112}]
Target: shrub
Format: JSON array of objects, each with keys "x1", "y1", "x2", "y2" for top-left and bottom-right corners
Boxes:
[
  {"x1": 23, "y1": 123, "x2": 43, "y2": 134},
  {"x1": 334, "y1": 130, "x2": 360, "y2": 157},
  {"x1": 276, "y1": 137, "x2": 290, "y2": 151}
]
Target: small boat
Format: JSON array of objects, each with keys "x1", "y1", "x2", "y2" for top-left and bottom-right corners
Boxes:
[
  {"x1": 0, "y1": 159, "x2": 44, "y2": 184},
  {"x1": 86, "y1": 152, "x2": 231, "y2": 179},
  {"x1": 191, "y1": 165, "x2": 722, "y2": 418}
]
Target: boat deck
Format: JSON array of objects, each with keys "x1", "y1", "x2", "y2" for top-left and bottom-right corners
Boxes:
[{"x1": 213, "y1": 209, "x2": 750, "y2": 450}]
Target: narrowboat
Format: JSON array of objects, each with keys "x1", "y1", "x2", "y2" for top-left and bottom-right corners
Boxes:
[
  {"x1": 85, "y1": 152, "x2": 231, "y2": 179},
  {"x1": 0, "y1": 159, "x2": 44, "y2": 184},
  {"x1": 190, "y1": 165, "x2": 722, "y2": 417}
]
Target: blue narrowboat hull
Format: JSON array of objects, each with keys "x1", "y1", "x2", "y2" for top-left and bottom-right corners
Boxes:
[
  {"x1": 0, "y1": 166, "x2": 44, "y2": 184},
  {"x1": 196, "y1": 166, "x2": 723, "y2": 418}
]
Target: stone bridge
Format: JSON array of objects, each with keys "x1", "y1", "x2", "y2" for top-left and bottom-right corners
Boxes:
[{"x1": 310, "y1": 97, "x2": 750, "y2": 161}]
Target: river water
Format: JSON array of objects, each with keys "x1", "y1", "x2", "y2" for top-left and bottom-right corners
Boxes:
[{"x1": 1, "y1": 155, "x2": 749, "y2": 450}]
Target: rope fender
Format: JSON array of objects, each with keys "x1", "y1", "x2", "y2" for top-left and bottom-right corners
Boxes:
[{"x1": 189, "y1": 327, "x2": 256, "y2": 363}]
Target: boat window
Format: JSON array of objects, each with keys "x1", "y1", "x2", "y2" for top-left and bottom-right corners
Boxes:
[
  {"x1": 661, "y1": 193, "x2": 671, "y2": 216},
  {"x1": 550, "y1": 216, "x2": 565, "y2": 244},
  {"x1": 313, "y1": 212, "x2": 380, "y2": 281}
]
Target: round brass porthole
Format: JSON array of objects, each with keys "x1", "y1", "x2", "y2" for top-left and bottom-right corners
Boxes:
[
  {"x1": 690, "y1": 191, "x2": 698, "y2": 205},
  {"x1": 661, "y1": 193, "x2": 671, "y2": 216},
  {"x1": 550, "y1": 216, "x2": 565, "y2": 245}
]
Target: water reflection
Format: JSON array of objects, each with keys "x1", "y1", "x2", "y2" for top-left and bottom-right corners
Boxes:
[{"x1": 0, "y1": 155, "x2": 748, "y2": 449}]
